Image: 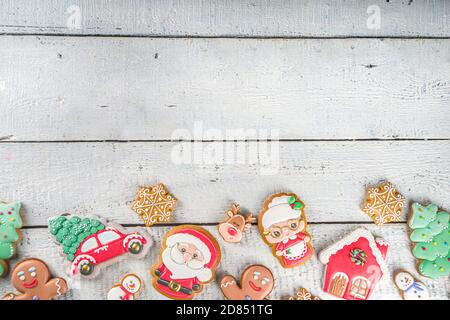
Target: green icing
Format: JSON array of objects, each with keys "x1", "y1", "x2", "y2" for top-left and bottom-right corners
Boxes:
[
  {"x1": 408, "y1": 203, "x2": 438, "y2": 229},
  {"x1": 0, "y1": 202, "x2": 22, "y2": 229},
  {"x1": 49, "y1": 215, "x2": 105, "y2": 261},
  {"x1": 419, "y1": 255, "x2": 450, "y2": 280},
  {"x1": 0, "y1": 224, "x2": 18, "y2": 259},
  {"x1": 410, "y1": 211, "x2": 449, "y2": 242},
  {"x1": 0, "y1": 263, "x2": 4, "y2": 276},
  {"x1": 0, "y1": 202, "x2": 22, "y2": 265},
  {"x1": 409, "y1": 203, "x2": 450, "y2": 279}
]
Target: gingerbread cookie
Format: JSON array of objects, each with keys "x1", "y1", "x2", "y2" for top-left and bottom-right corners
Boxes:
[
  {"x1": 220, "y1": 264, "x2": 274, "y2": 300},
  {"x1": 131, "y1": 183, "x2": 177, "y2": 226},
  {"x1": 107, "y1": 274, "x2": 142, "y2": 300},
  {"x1": 408, "y1": 203, "x2": 449, "y2": 279},
  {"x1": 48, "y1": 214, "x2": 151, "y2": 278},
  {"x1": 151, "y1": 225, "x2": 221, "y2": 300},
  {"x1": 394, "y1": 270, "x2": 430, "y2": 300},
  {"x1": 288, "y1": 288, "x2": 321, "y2": 300},
  {"x1": 362, "y1": 181, "x2": 405, "y2": 225},
  {"x1": 217, "y1": 203, "x2": 255, "y2": 243},
  {"x1": 258, "y1": 193, "x2": 314, "y2": 268},
  {"x1": 318, "y1": 228, "x2": 389, "y2": 300},
  {"x1": 0, "y1": 201, "x2": 23, "y2": 277},
  {"x1": 3, "y1": 258, "x2": 68, "y2": 300}
]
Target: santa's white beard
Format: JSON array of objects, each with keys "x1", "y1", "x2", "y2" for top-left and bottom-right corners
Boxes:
[{"x1": 162, "y1": 246, "x2": 212, "y2": 281}]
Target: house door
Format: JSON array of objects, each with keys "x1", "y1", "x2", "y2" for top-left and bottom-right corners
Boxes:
[{"x1": 329, "y1": 273, "x2": 348, "y2": 297}]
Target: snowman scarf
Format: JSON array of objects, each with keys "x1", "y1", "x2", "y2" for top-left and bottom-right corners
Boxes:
[
  {"x1": 405, "y1": 282, "x2": 425, "y2": 294},
  {"x1": 119, "y1": 285, "x2": 133, "y2": 300}
]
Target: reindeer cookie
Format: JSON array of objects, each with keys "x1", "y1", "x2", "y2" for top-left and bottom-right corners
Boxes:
[
  {"x1": 220, "y1": 265, "x2": 274, "y2": 300},
  {"x1": 217, "y1": 203, "x2": 255, "y2": 243},
  {"x1": 107, "y1": 274, "x2": 142, "y2": 300},
  {"x1": 3, "y1": 258, "x2": 68, "y2": 300}
]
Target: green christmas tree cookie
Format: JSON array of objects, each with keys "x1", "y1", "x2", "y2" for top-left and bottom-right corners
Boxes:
[
  {"x1": 409, "y1": 203, "x2": 438, "y2": 229},
  {"x1": 0, "y1": 201, "x2": 22, "y2": 277},
  {"x1": 49, "y1": 215, "x2": 105, "y2": 261},
  {"x1": 409, "y1": 202, "x2": 450, "y2": 279},
  {"x1": 410, "y1": 211, "x2": 449, "y2": 242},
  {"x1": 419, "y1": 255, "x2": 450, "y2": 280}
]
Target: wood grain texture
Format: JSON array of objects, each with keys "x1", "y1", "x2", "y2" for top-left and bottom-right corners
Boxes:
[
  {"x1": 0, "y1": 141, "x2": 449, "y2": 226},
  {"x1": 0, "y1": 0, "x2": 449, "y2": 37},
  {"x1": 0, "y1": 37, "x2": 450, "y2": 141},
  {"x1": 0, "y1": 225, "x2": 448, "y2": 300}
]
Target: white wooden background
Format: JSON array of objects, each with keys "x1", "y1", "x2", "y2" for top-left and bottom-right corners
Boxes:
[{"x1": 0, "y1": 0, "x2": 449, "y2": 300}]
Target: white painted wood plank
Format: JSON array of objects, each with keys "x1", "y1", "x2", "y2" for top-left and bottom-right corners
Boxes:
[
  {"x1": 0, "y1": 0, "x2": 449, "y2": 37},
  {"x1": 0, "y1": 225, "x2": 448, "y2": 300},
  {"x1": 0, "y1": 141, "x2": 449, "y2": 225},
  {"x1": 0, "y1": 37, "x2": 449, "y2": 141}
]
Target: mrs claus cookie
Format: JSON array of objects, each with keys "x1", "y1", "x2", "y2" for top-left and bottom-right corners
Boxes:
[
  {"x1": 220, "y1": 265, "x2": 274, "y2": 300},
  {"x1": 3, "y1": 258, "x2": 68, "y2": 300},
  {"x1": 394, "y1": 270, "x2": 430, "y2": 300},
  {"x1": 151, "y1": 225, "x2": 221, "y2": 300},
  {"x1": 107, "y1": 274, "x2": 142, "y2": 300},
  {"x1": 0, "y1": 201, "x2": 23, "y2": 277},
  {"x1": 258, "y1": 193, "x2": 313, "y2": 268},
  {"x1": 49, "y1": 214, "x2": 151, "y2": 278}
]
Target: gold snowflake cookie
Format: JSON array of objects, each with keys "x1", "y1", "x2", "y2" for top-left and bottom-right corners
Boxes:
[
  {"x1": 131, "y1": 183, "x2": 177, "y2": 226},
  {"x1": 288, "y1": 288, "x2": 321, "y2": 300},
  {"x1": 362, "y1": 181, "x2": 405, "y2": 225}
]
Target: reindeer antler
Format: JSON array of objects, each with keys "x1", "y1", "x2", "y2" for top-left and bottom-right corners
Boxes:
[{"x1": 245, "y1": 213, "x2": 256, "y2": 223}]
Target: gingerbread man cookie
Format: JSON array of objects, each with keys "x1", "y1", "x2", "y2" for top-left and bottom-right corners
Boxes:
[
  {"x1": 362, "y1": 181, "x2": 405, "y2": 225},
  {"x1": 217, "y1": 203, "x2": 255, "y2": 243},
  {"x1": 220, "y1": 265, "x2": 274, "y2": 300},
  {"x1": 131, "y1": 183, "x2": 177, "y2": 226},
  {"x1": 3, "y1": 258, "x2": 68, "y2": 300}
]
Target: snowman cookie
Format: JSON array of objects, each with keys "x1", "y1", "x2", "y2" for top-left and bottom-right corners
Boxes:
[
  {"x1": 394, "y1": 270, "x2": 430, "y2": 300},
  {"x1": 107, "y1": 274, "x2": 142, "y2": 300},
  {"x1": 220, "y1": 264, "x2": 274, "y2": 300},
  {"x1": 3, "y1": 258, "x2": 68, "y2": 300}
]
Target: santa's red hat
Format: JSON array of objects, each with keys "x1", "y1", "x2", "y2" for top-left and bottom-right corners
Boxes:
[{"x1": 166, "y1": 227, "x2": 220, "y2": 282}]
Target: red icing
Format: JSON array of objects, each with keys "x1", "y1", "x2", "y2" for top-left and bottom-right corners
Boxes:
[
  {"x1": 275, "y1": 232, "x2": 313, "y2": 267},
  {"x1": 154, "y1": 263, "x2": 201, "y2": 299},
  {"x1": 323, "y1": 237, "x2": 388, "y2": 300},
  {"x1": 71, "y1": 228, "x2": 148, "y2": 274}
]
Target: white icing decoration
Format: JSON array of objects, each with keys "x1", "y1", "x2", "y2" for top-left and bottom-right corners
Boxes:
[
  {"x1": 220, "y1": 280, "x2": 236, "y2": 288},
  {"x1": 318, "y1": 228, "x2": 389, "y2": 280}
]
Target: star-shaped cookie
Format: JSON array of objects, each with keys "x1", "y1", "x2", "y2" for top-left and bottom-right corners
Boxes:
[
  {"x1": 362, "y1": 181, "x2": 405, "y2": 225},
  {"x1": 131, "y1": 183, "x2": 177, "y2": 226}
]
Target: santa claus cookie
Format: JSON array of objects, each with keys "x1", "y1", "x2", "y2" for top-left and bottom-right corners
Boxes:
[
  {"x1": 107, "y1": 274, "x2": 142, "y2": 300},
  {"x1": 220, "y1": 264, "x2": 274, "y2": 300},
  {"x1": 318, "y1": 228, "x2": 389, "y2": 300},
  {"x1": 0, "y1": 201, "x2": 23, "y2": 277},
  {"x1": 3, "y1": 258, "x2": 68, "y2": 300},
  {"x1": 48, "y1": 214, "x2": 151, "y2": 278},
  {"x1": 217, "y1": 203, "x2": 255, "y2": 243},
  {"x1": 151, "y1": 225, "x2": 221, "y2": 300},
  {"x1": 394, "y1": 270, "x2": 430, "y2": 300},
  {"x1": 258, "y1": 193, "x2": 314, "y2": 268}
]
